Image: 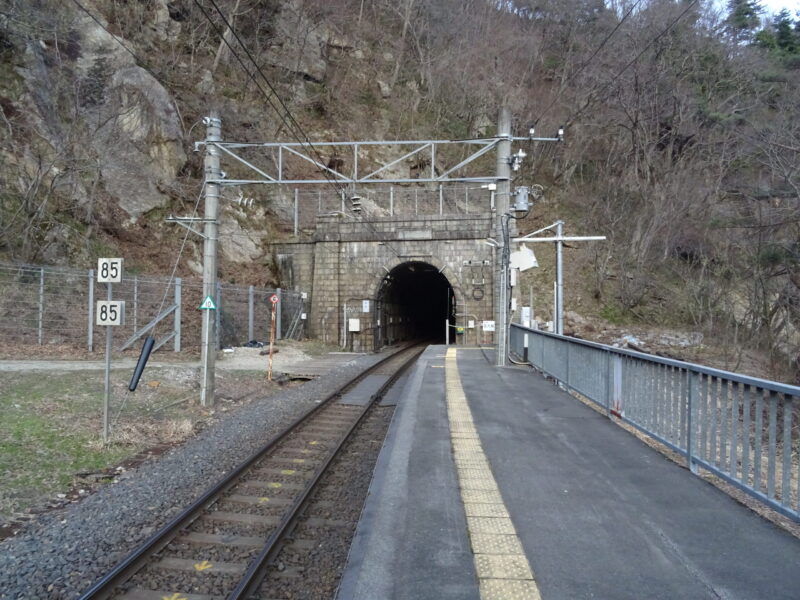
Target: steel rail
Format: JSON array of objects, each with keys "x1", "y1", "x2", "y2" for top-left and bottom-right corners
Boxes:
[
  {"x1": 78, "y1": 343, "x2": 418, "y2": 600},
  {"x1": 229, "y1": 344, "x2": 425, "y2": 598}
]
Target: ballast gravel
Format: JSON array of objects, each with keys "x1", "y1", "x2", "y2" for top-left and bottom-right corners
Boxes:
[{"x1": 0, "y1": 352, "x2": 385, "y2": 600}]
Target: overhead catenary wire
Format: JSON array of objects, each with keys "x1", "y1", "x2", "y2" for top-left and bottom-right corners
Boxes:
[
  {"x1": 565, "y1": 0, "x2": 700, "y2": 126},
  {"x1": 533, "y1": 0, "x2": 644, "y2": 128},
  {"x1": 203, "y1": 0, "x2": 347, "y2": 194},
  {"x1": 198, "y1": 0, "x2": 399, "y2": 231},
  {"x1": 194, "y1": 0, "x2": 407, "y2": 258}
]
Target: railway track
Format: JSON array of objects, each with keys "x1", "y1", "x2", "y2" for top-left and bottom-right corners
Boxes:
[{"x1": 79, "y1": 344, "x2": 424, "y2": 600}]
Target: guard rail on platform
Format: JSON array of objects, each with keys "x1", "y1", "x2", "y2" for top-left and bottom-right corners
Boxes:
[{"x1": 509, "y1": 323, "x2": 800, "y2": 522}]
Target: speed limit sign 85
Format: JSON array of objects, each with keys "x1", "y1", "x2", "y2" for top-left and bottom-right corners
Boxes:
[
  {"x1": 97, "y1": 258, "x2": 123, "y2": 283},
  {"x1": 96, "y1": 301, "x2": 125, "y2": 326}
]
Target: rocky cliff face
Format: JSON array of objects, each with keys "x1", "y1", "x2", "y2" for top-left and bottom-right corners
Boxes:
[{"x1": 15, "y1": 4, "x2": 185, "y2": 222}]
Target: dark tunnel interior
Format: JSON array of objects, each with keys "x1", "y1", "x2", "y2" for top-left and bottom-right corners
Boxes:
[{"x1": 375, "y1": 262, "x2": 454, "y2": 347}]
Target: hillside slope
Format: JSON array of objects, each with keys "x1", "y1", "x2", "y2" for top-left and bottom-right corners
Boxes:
[{"x1": 0, "y1": 0, "x2": 798, "y2": 381}]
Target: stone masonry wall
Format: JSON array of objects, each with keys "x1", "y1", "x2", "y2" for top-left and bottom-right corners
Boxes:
[{"x1": 272, "y1": 213, "x2": 496, "y2": 350}]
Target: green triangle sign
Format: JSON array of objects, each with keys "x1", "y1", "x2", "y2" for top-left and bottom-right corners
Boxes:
[{"x1": 199, "y1": 295, "x2": 217, "y2": 310}]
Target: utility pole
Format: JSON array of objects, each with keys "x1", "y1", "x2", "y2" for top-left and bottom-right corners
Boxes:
[
  {"x1": 200, "y1": 113, "x2": 221, "y2": 407},
  {"x1": 555, "y1": 220, "x2": 564, "y2": 335},
  {"x1": 495, "y1": 107, "x2": 511, "y2": 367},
  {"x1": 512, "y1": 221, "x2": 605, "y2": 337}
]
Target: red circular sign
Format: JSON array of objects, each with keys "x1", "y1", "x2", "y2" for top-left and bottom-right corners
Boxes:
[{"x1": 270, "y1": 294, "x2": 279, "y2": 304}]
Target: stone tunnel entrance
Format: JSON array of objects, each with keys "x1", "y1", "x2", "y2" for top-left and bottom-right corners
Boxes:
[{"x1": 374, "y1": 261, "x2": 455, "y2": 348}]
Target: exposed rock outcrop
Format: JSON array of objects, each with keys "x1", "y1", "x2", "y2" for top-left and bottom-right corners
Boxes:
[
  {"x1": 263, "y1": 0, "x2": 328, "y2": 83},
  {"x1": 16, "y1": 3, "x2": 185, "y2": 222}
]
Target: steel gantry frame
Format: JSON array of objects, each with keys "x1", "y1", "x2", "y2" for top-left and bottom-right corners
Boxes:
[
  {"x1": 194, "y1": 135, "x2": 560, "y2": 186},
  {"x1": 187, "y1": 113, "x2": 562, "y2": 404}
]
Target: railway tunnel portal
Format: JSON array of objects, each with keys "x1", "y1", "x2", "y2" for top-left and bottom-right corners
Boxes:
[{"x1": 272, "y1": 212, "x2": 496, "y2": 352}]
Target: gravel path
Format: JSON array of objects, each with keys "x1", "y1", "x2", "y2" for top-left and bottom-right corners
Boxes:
[{"x1": 0, "y1": 352, "x2": 386, "y2": 600}]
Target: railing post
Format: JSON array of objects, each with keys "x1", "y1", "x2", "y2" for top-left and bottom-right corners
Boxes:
[
  {"x1": 390, "y1": 186, "x2": 394, "y2": 216},
  {"x1": 38, "y1": 267, "x2": 44, "y2": 345},
  {"x1": 605, "y1": 350, "x2": 612, "y2": 415},
  {"x1": 248, "y1": 285, "x2": 255, "y2": 341},
  {"x1": 174, "y1": 278, "x2": 181, "y2": 352},
  {"x1": 523, "y1": 333, "x2": 529, "y2": 364},
  {"x1": 541, "y1": 331, "x2": 545, "y2": 369},
  {"x1": 687, "y1": 370, "x2": 697, "y2": 474},
  {"x1": 439, "y1": 184, "x2": 443, "y2": 215},
  {"x1": 87, "y1": 269, "x2": 94, "y2": 352},
  {"x1": 613, "y1": 354, "x2": 622, "y2": 416},
  {"x1": 276, "y1": 287, "x2": 283, "y2": 340}
]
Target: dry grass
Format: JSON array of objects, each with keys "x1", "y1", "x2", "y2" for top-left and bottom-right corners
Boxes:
[{"x1": 0, "y1": 365, "x2": 283, "y2": 537}]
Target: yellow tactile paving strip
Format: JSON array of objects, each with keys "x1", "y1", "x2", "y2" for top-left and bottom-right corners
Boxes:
[{"x1": 445, "y1": 348, "x2": 541, "y2": 600}]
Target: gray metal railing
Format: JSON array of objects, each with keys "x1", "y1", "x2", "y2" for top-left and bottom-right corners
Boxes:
[{"x1": 509, "y1": 323, "x2": 800, "y2": 522}]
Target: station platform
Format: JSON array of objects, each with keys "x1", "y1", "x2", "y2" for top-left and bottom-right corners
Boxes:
[{"x1": 337, "y1": 346, "x2": 800, "y2": 600}]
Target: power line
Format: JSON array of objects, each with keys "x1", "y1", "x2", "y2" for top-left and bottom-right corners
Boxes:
[
  {"x1": 533, "y1": 0, "x2": 644, "y2": 127},
  {"x1": 567, "y1": 0, "x2": 700, "y2": 126},
  {"x1": 153, "y1": 183, "x2": 206, "y2": 322},
  {"x1": 198, "y1": 0, "x2": 346, "y2": 196},
  {"x1": 193, "y1": 0, "x2": 407, "y2": 258}
]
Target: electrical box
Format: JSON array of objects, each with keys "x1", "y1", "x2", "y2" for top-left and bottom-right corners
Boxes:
[{"x1": 513, "y1": 186, "x2": 530, "y2": 212}]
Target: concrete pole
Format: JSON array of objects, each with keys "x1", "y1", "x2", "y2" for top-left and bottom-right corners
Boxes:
[
  {"x1": 556, "y1": 220, "x2": 564, "y2": 335},
  {"x1": 87, "y1": 270, "x2": 94, "y2": 352},
  {"x1": 495, "y1": 107, "x2": 511, "y2": 367},
  {"x1": 200, "y1": 112, "x2": 221, "y2": 407}
]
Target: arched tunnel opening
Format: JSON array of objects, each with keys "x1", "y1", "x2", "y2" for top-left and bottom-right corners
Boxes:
[{"x1": 375, "y1": 261, "x2": 455, "y2": 348}]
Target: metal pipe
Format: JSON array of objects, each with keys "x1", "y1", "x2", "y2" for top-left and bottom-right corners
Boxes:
[
  {"x1": 38, "y1": 267, "x2": 44, "y2": 345},
  {"x1": 556, "y1": 220, "x2": 564, "y2": 335},
  {"x1": 103, "y1": 283, "x2": 112, "y2": 444},
  {"x1": 248, "y1": 285, "x2": 255, "y2": 341},
  {"x1": 174, "y1": 278, "x2": 181, "y2": 352},
  {"x1": 87, "y1": 270, "x2": 94, "y2": 352},
  {"x1": 132, "y1": 277, "x2": 140, "y2": 334},
  {"x1": 293, "y1": 189, "x2": 299, "y2": 236}
]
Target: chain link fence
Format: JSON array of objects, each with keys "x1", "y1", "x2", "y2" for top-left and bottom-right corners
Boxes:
[{"x1": 0, "y1": 263, "x2": 306, "y2": 354}]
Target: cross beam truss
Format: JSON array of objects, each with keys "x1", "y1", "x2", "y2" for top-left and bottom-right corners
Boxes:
[{"x1": 195, "y1": 136, "x2": 558, "y2": 186}]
